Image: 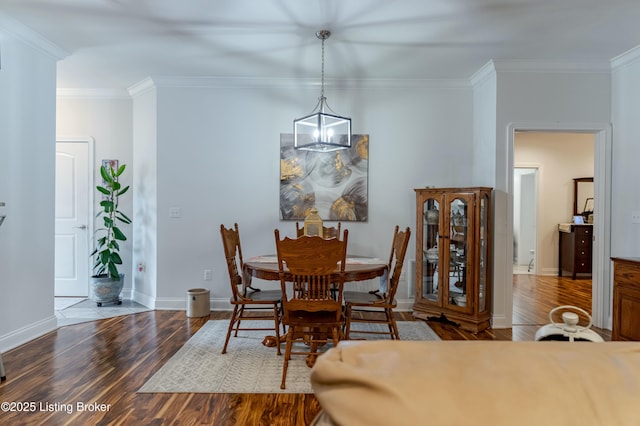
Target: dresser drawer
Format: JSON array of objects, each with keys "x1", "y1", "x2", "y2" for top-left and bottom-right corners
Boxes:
[
  {"x1": 574, "y1": 226, "x2": 591, "y2": 237},
  {"x1": 574, "y1": 258, "x2": 592, "y2": 273}
]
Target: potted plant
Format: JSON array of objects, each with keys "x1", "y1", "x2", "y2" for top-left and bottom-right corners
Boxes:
[{"x1": 90, "y1": 163, "x2": 132, "y2": 306}]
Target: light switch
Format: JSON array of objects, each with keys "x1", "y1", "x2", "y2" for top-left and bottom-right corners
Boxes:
[
  {"x1": 169, "y1": 207, "x2": 182, "y2": 218},
  {"x1": 632, "y1": 211, "x2": 640, "y2": 224}
]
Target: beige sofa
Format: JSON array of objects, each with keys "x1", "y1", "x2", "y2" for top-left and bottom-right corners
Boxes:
[{"x1": 310, "y1": 340, "x2": 640, "y2": 426}]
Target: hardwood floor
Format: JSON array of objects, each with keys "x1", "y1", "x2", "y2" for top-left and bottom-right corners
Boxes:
[{"x1": 0, "y1": 275, "x2": 610, "y2": 425}]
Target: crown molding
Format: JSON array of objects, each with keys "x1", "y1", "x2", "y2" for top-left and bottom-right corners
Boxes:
[
  {"x1": 128, "y1": 75, "x2": 470, "y2": 92},
  {"x1": 491, "y1": 59, "x2": 611, "y2": 74},
  {"x1": 470, "y1": 61, "x2": 497, "y2": 86},
  {"x1": 611, "y1": 45, "x2": 640, "y2": 70},
  {"x1": 57, "y1": 88, "x2": 131, "y2": 100},
  {"x1": 0, "y1": 12, "x2": 68, "y2": 60}
]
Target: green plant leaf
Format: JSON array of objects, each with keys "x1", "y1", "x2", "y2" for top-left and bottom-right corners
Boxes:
[
  {"x1": 100, "y1": 166, "x2": 113, "y2": 184},
  {"x1": 107, "y1": 263, "x2": 119, "y2": 279},
  {"x1": 93, "y1": 163, "x2": 131, "y2": 277},
  {"x1": 96, "y1": 186, "x2": 110, "y2": 195},
  {"x1": 112, "y1": 227, "x2": 126, "y2": 241},
  {"x1": 110, "y1": 252, "x2": 123, "y2": 264}
]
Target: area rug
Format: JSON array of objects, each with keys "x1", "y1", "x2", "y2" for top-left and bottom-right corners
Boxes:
[{"x1": 138, "y1": 320, "x2": 440, "y2": 394}]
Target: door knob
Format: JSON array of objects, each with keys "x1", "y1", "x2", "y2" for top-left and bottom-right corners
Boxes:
[{"x1": 73, "y1": 225, "x2": 87, "y2": 230}]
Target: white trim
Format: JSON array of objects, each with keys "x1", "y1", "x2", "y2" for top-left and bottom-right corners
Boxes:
[
  {"x1": 505, "y1": 122, "x2": 612, "y2": 329},
  {"x1": 130, "y1": 289, "x2": 155, "y2": 310},
  {"x1": 0, "y1": 316, "x2": 58, "y2": 352},
  {"x1": 128, "y1": 75, "x2": 470, "y2": 94},
  {"x1": 0, "y1": 11, "x2": 68, "y2": 60},
  {"x1": 151, "y1": 297, "x2": 415, "y2": 313},
  {"x1": 492, "y1": 59, "x2": 611, "y2": 74},
  {"x1": 611, "y1": 45, "x2": 640, "y2": 70},
  {"x1": 57, "y1": 88, "x2": 131, "y2": 100}
]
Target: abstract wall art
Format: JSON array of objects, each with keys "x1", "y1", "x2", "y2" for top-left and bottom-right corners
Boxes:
[{"x1": 279, "y1": 133, "x2": 369, "y2": 222}]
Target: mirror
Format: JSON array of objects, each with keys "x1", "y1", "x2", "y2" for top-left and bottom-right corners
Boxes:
[{"x1": 573, "y1": 177, "x2": 594, "y2": 220}]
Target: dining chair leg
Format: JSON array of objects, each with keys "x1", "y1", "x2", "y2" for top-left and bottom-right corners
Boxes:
[
  {"x1": 387, "y1": 309, "x2": 400, "y2": 340},
  {"x1": 234, "y1": 305, "x2": 246, "y2": 337},
  {"x1": 280, "y1": 328, "x2": 294, "y2": 389},
  {"x1": 344, "y1": 305, "x2": 352, "y2": 339},
  {"x1": 273, "y1": 304, "x2": 282, "y2": 356},
  {"x1": 222, "y1": 305, "x2": 240, "y2": 354}
]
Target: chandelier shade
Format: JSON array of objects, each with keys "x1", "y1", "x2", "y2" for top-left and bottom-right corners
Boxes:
[{"x1": 293, "y1": 30, "x2": 352, "y2": 152}]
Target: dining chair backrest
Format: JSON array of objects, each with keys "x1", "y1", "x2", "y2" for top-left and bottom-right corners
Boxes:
[
  {"x1": 220, "y1": 223, "x2": 244, "y2": 299},
  {"x1": 275, "y1": 229, "x2": 348, "y2": 320},
  {"x1": 295, "y1": 221, "x2": 342, "y2": 239},
  {"x1": 323, "y1": 223, "x2": 341, "y2": 239},
  {"x1": 385, "y1": 226, "x2": 411, "y2": 301}
]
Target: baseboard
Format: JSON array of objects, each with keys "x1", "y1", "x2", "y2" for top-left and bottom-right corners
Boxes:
[
  {"x1": 395, "y1": 299, "x2": 414, "y2": 311},
  {"x1": 491, "y1": 313, "x2": 510, "y2": 329},
  {"x1": 154, "y1": 296, "x2": 223, "y2": 311},
  {"x1": 154, "y1": 298, "x2": 415, "y2": 312},
  {"x1": 0, "y1": 315, "x2": 58, "y2": 352},
  {"x1": 130, "y1": 289, "x2": 155, "y2": 309}
]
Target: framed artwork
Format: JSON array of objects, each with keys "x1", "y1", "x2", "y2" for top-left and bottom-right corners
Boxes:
[
  {"x1": 102, "y1": 159, "x2": 118, "y2": 174},
  {"x1": 279, "y1": 133, "x2": 369, "y2": 222}
]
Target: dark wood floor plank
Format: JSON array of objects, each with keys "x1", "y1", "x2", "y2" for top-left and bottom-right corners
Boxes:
[{"x1": 0, "y1": 275, "x2": 610, "y2": 424}]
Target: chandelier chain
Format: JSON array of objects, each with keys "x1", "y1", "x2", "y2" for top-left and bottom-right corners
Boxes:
[{"x1": 320, "y1": 34, "x2": 326, "y2": 101}]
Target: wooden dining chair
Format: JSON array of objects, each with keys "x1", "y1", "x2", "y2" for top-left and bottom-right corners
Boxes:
[
  {"x1": 323, "y1": 223, "x2": 341, "y2": 239},
  {"x1": 295, "y1": 221, "x2": 342, "y2": 239},
  {"x1": 220, "y1": 223, "x2": 284, "y2": 355},
  {"x1": 343, "y1": 226, "x2": 411, "y2": 340},
  {"x1": 275, "y1": 229, "x2": 348, "y2": 389}
]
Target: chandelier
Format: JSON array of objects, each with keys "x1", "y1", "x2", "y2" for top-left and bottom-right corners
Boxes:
[{"x1": 293, "y1": 30, "x2": 352, "y2": 152}]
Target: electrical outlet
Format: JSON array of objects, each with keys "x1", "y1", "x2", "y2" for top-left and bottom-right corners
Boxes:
[
  {"x1": 632, "y1": 211, "x2": 640, "y2": 224},
  {"x1": 169, "y1": 207, "x2": 182, "y2": 218},
  {"x1": 203, "y1": 269, "x2": 212, "y2": 280}
]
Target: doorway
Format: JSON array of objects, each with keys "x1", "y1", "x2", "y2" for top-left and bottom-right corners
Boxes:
[
  {"x1": 506, "y1": 124, "x2": 611, "y2": 330},
  {"x1": 55, "y1": 139, "x2": 94, "y2": 297}
]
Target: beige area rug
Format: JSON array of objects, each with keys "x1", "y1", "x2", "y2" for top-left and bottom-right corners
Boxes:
[{"x1": 138, "y1": 319, "x2": 440, "y2": 394}]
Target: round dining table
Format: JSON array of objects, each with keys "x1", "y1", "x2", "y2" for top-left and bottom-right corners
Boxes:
[{"x1": 243, "y1": 255, "x2": 388, "y2": 284}]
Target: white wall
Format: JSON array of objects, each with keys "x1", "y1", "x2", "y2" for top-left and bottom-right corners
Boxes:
[
  {"x1": 492, "y1": 66, "x2": 612, "y2": 328},
  {"x1": 471, "y1": 63, "x2": 497, "y2": 187},
  {"x1": 137, "y1": 79, "x2": 473, "y2": 309},
  {"x1": 611, "y1": 47, "x2": 640, "y2": 257},
  {"x1": 0, "y1": 21, "x2": 65, "y2": 350},
  {"x1": 514, "y1": 132, "x2": 595, "y2": 274},
  {"x1": 131, "y1": 82, "x2": 158, "y2": 307}
]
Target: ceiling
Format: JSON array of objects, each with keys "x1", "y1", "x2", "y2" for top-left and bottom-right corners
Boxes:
[{"x1": 1, "y1": 0, "x2": 640, "y2": 91}]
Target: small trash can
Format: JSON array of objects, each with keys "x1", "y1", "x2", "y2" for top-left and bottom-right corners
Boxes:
[{"x1": 187, "y1": 288, "x2": 210, "y2": 318}]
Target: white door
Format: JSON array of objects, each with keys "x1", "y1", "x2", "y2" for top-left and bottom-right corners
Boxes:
[{"x1": 55, "y1": 142, "x2": 90, "y2": 296}]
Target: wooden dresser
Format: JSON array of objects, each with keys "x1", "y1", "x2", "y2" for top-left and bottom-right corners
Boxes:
[
  {"x1": 611, "y1": 257, "x2": 640, "y2": 341},
  {"x1": 558, "y1": 224, "x2": 592, "y2": 279}
]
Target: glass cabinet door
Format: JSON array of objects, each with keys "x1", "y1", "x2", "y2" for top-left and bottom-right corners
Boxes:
[
  {"x1": 445, "y1": 195, "x2": 470, "y2": 310},
  {"x1": 422, "y1": 197, "x2": 441, "y2": 303},
  {"x1": 478, "y1": 192, "x2": 489, "y2": 312}
]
